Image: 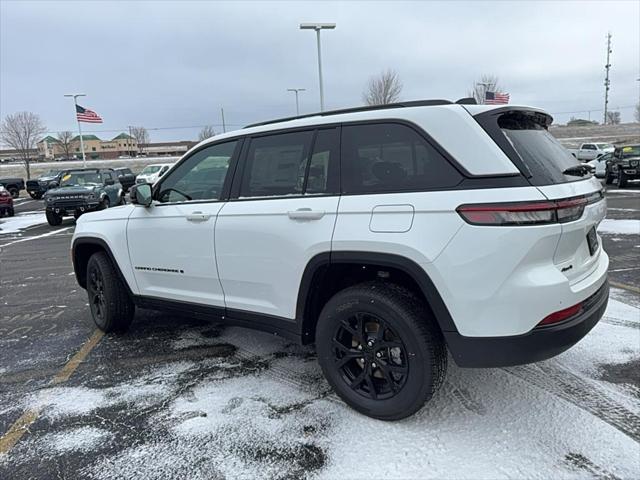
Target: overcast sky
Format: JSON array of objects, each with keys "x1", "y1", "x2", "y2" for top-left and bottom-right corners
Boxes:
[{"x1": 1, "y1": 0, "x2": 639, "y2": 142}]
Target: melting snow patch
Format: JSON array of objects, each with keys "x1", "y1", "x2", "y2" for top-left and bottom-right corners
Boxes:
[
  {"x1": 597, "y1": 219, "x2": 640, "y2": 235},
  {"x1": 0, "y1": 213, "x2": 47, "y2": 234},
  {"x1": 41, "y1": 427, "x2": 112, "y2": 453}
]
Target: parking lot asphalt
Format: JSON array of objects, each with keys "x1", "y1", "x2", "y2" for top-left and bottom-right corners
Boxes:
[{"x1": 0, "y1": 183, "x2": 638, "y2": 479}]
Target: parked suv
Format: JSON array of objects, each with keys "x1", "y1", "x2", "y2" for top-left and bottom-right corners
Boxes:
[
  {"x1": 26, "y1": 169, "x2": 63, "y2": 199},
  {"x1": 71, "y1": 101, "x2": 609, "y2": 420},
  {"x1": 44, "y1": 168, "x2": 123, "y2": 225},
  {"x1": 605, "y1": 144, "x2": 640, "y2": 187}
]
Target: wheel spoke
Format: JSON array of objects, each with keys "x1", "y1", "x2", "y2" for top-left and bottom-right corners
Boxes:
[
  {"x1": 385, "y1": 363, "x2": 408, "y2": 374},
  {"x1": 364, "y1": 372, "x2": 377, "y2": 399},
  {"x1": 350, "y1": 370, "x2": 367, "y2": 391},
  {"x1": 339, "y1": 320, "x2": 357, "y2": 337},
  {"x1": 377, "y1": 364, "x2": 399, "y2": 392}
]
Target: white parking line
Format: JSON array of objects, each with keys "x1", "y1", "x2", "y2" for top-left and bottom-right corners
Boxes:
[{"x1": 0, "y1": 227, "x2": 73, "y2": 248}]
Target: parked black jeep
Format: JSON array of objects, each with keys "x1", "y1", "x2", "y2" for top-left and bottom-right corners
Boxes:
[
  {"x1": 26, "y1": 170, "x2": 63, "y2": 199},
  {"x1": 44, "y1": 168, "x2": 124, "y2": 226},
  {"x1": 605, "y1": 145, "x2": 640, "y2": 187}
]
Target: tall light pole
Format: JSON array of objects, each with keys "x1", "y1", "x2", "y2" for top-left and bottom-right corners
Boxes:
[
  {"x1": 64, "y1": 93, "x2": 87, "y2": 167},
  {"x1": 299, "y1": 23, "x2": 335, "y2": 112},
  {"x1": 603, "y1": 32, "x2": 612, "y2": 124},
  {"x1": 287, "y1": 88, "x2": 306, "y2": 115}
]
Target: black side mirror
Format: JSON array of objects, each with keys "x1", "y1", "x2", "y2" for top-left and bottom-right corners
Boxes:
[
  {"x1": 130, "y1": 184, "x2": 153, "y2": 207},
  {"x1": 105, "y1": 178, "x2": 115, "y2": 186}
]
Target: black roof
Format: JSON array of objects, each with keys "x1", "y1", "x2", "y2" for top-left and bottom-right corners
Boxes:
[{"x1": 245, "y1": 98, "x2": 476, "y2": 129}]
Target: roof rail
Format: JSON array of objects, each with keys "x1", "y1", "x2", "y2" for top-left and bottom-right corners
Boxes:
[{"x1": 244, "y1": 99, "x2": 453, "y2": 128}]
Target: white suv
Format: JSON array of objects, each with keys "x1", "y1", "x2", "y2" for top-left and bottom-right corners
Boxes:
[{"x1": 71, "y1": 100, "x2": 609, "y2": 420}]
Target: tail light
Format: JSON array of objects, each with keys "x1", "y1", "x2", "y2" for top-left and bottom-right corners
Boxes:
[
  {"x1": 457, "y1": 191, "x2": 603, "y2": 226},
  {"x1": 537, "y1": 302, "x2": 583, "y2": 327}
]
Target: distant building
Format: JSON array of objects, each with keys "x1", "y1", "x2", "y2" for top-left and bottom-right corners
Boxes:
[{"x1": 36, "y1": 133, "x2": 138, "y2": 160}]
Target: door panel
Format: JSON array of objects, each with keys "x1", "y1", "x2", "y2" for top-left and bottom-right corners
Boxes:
[
  {"x1": 216, "y1": 197, "x2": 339, "y2": 318},
  {"x1": 216, "y1": 127, "x2": 341, "y2": 319},
  {"x1": 127, "y1": 202, "x2": 225, "y2": 305},
  {"x1": 126, "y1": 140, "x2": 239, "y2": 306}
]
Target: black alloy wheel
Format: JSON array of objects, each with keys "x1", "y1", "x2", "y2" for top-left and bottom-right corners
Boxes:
[
  {"x1": 332, "y1": 312, "x2": 409, "y2": 400},
  {"x1": 88, "y1": 264, "x2": 106, "y2": 325}
]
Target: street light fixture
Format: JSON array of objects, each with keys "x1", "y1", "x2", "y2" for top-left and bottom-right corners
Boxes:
[
  {"x1": 287, "y1": 88, "x2": 306, "y2": 115},
  {"x1": 299, "y1": 22, "x2": 335, "y2": 112},
  {"x1": 64, "y1": 93, "x2": 87, "y2": 167}
]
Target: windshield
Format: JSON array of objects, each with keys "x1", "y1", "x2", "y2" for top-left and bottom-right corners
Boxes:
[
  {"x1": 619, "y1": 145, "x2": 640, "y2": 158},
  {"x1": 497, "y1": 112, "x2": 584, "y2": 184},
  {"x1": 596, "y1": 143, "x2": 611, "y2": 149},
  {"x1": 141, "y1": 166, "x2": 162, "y2": 174},
  {"x1": 59, "y1": 172, "x2": 102, "y2": 187},
  {"x1": 43, "y1": 170, "x2": 60, "y2": 177}
]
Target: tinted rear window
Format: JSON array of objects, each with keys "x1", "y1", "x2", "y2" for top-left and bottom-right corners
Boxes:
[
  {"x1": 341, "y1": 123, "x2": 462, "y2": 194},
  {"x1": 496, "y1": 111, "x2": 585, "y2": 185}
]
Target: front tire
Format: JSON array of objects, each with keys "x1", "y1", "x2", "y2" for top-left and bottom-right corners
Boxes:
[
  {"x1": 316, "y1": 282, "x2": 447, "y2": 420},
  {"x1": 7, "y1": 207, "x2": 14, "y2": 217},
  {"x1": 617, "y1": 171, "x2": 628, "y2": 188},
  {"x1": 99, "y1": 197, "x2": 110, "y2": 210},
  {"x1": 8, "y1": 187, "x2": 19, "y2": 199},
  {"x1": 45, "y1": 210, "x2": 63, "y2": 226},
  {"x1": 86, "y1": 251, "x2": 134, "y2": 332}
]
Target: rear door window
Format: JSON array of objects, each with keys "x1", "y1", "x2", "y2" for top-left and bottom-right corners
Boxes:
[
  {"x1": 341, "y1": 123, "x2": 462, "y2": 194},
  {"x1": 240, "y1": 131, "x2": 313, "y2": 198},
  {"x1": 487, "y1": 111, "x2": 585, "y2": 185}
]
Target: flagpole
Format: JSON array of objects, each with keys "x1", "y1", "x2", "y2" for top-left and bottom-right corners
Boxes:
[{"x1": 64, "y1": 93, "x2": 87, "y2": 167}]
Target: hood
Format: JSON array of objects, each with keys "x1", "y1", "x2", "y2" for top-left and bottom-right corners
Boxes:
[{"x1": 46, "y1": 185, "x2": 98, "y2": 196}]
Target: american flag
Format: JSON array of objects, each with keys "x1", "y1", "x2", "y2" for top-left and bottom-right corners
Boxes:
[
  {"x1": 485, "y1": 91, "x2": 510, "y2": 105},
  {"x1": 76, "y1": 104, "x2": 103, "y2": 123}
]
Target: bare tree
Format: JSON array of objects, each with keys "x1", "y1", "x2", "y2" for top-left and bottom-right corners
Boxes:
[
  {"x1": 0, "y1": 111, "x2": 47, "y2": 179},
  {"x1": 468, "y1": 74, "x2": 503, "y2": 104},
  {"x1": 57, "y1": 131, "x2": 74, "y2": 160},
  {"x1": 198, "y1": 125, "x2": 216, "y2": 141},
  {"x1": 605, "y1": 111, "x2": 621, "y2": 125},
  {"x1": 362, "y1": 69, "x2": 403, "y2": 106},
  {"x1": 130, "y1": 126, "x2": 149, "y2": 155},
  {"x1": 635, "y1": 102, "x2": 640, "y2": 122}
]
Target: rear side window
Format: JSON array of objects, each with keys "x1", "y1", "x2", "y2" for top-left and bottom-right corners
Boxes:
[
  {"x1": 496, "y1": 112, "x2": 583, "y2": 185},
  {"x1": 341, "y1": 123, "x2": 462, "y2": 194},
  {"x1": 240, "y1": 131, "x2": 313, "y2": 197}
]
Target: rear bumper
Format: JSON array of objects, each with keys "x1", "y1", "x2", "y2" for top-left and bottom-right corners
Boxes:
[{"x1": 444, "y1": 279, "x2": 609, "y2": 367}]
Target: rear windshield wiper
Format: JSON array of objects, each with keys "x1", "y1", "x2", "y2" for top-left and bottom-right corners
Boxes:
[{"x1": 563, "y1": 165, "x2": 592, "y2": 177}]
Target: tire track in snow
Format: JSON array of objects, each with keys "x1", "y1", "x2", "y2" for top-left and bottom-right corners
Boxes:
[
  {"x1": 504, "y1": 363, "x2": 640, "y2": 443},
  {"x1": 564, "y1": 452, "x2": 622, "y2": 480}
]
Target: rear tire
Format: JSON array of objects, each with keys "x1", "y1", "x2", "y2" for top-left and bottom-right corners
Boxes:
[
  {"x1": 316, "y1": 282, "x2": 447, "y2": 420},
  {"x1": 7, "y1": 207, "x2": 14, "y2": 217},
  {"x1": 605, "y1": 170, "x2": 614, "y2": 184},
  {"x1": 8, "y1": 187, "x2": 19, "y2": 199},
  {"x1": 45, "y1": 210, "x2": 62, "y2": 226},
  {"x1": 86, "y1": 251, "x2": 134, "y2": 333}
]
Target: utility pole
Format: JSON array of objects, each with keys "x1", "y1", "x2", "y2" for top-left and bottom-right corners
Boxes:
[
  {"x1": 221, "y1": 108, "x2": 226, "y2": 133},
  {"x1": 287, "y1": 88, "x2": 306, "y2": 115},
  {"x1": 128, "y1": 125, "x2": 133, "y2": 157},
  {"x1": 603, "y1": 32, "x2": 612, "y2": 124}
]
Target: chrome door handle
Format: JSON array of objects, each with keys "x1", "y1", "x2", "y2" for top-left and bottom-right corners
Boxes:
[
  {"x1": 186, "y1": 211, "x2": 211, "y2": 222},
  {"x1": 287, "y1": 208, "x2": 325, "y2": 220}
]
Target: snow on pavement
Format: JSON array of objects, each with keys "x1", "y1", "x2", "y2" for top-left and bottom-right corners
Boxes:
[
  {"x1": 0, "y1": 212, "x2": 48, "y2": 234},
  {"x1": 2, "y1": 296, "x2": 638, "y2": 479},
  {"x1": 598, "y1": 218, "x2": 640, "y2": 236}
]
